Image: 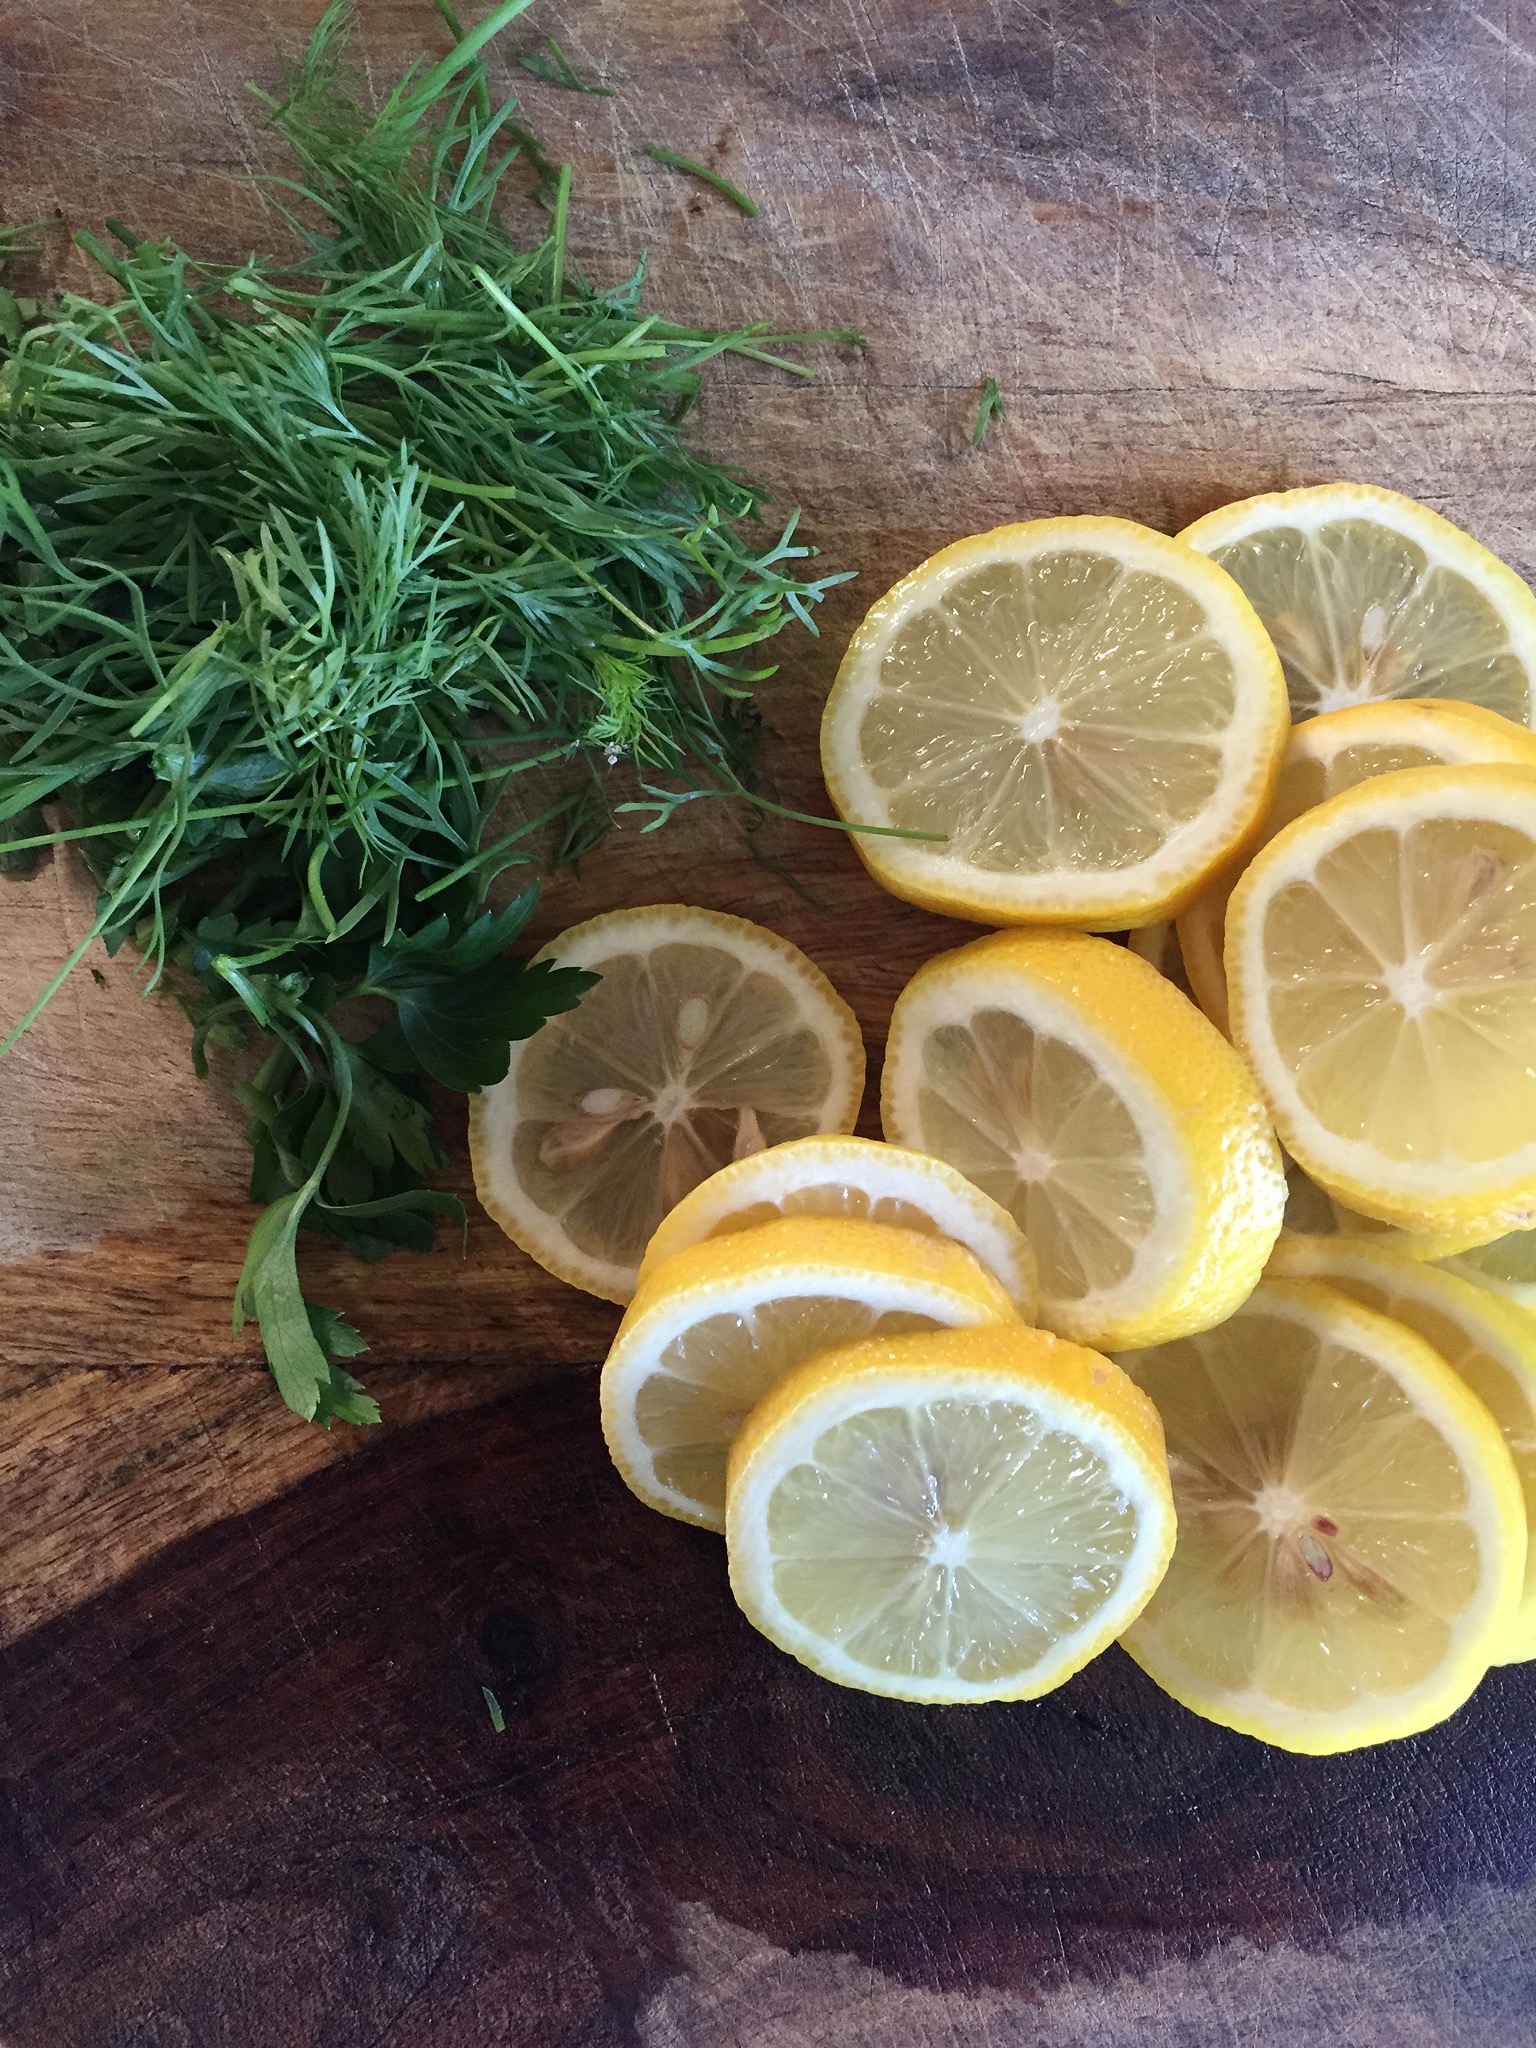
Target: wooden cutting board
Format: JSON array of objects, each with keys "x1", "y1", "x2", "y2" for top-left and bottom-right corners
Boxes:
[{"x1": 4, "y1": 3, "x2": 1536, "y2": 2041}]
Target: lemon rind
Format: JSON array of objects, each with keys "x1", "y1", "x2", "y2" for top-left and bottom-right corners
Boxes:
[
  {"x1": 636, "y1": 1133, "x2": 1040, "y2": 1316},
  {"x1": 601, "y1": 1218, "x2": 1020, "y2": 1530}
]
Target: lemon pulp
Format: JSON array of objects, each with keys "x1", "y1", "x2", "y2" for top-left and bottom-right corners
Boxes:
[
  {"x1": 761, "y1": 1395, "x2": 1142, "y2": 1685},
  {"x1": 1261, "y1": 813, "x2": 1536, "y2": 1169},
  {"x1": 726, "y1": 1325, "x2": 1175, "y2": 1703},
  {"x1": 472, "y1": 906, "x2": 863, "y2": 1301},
  {"x1": 857, "y1": 551, "x2": 1238, "y2": 869},
  {"x1": 1182, "y1": 485, "x2": 1536, "y2": 725},
  {"x1": 1269, "y1": 1235, "x2": 1536, "y2": 1663},
  {"x1": 822, "y1": 518, "x2": 1287, "y2": 926},
  {"x1": 914, "y1": 1010, "x2": 1153, "y2": 1302},
  {"x1": 637, "y1": 1295, "x2": 945, "y2": 1519}
]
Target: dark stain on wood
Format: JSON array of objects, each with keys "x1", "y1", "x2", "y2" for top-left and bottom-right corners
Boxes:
[{"x1": 0, "y1": 1371, "x2": 1532, "y2": 2046}]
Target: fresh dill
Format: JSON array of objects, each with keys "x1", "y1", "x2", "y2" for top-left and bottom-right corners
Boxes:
[
  {"x1": 0, "y1": 224, "x2": 43, "y2": 357},
  {"x1": 646, "y1": 148, "x2": 760, "y2": 219},
  {"x1": 0, "y1": 0, "x2": 857, "y2": 1425},
  {"x1": 970, "y1": 376, "x2": 1004, "y2": 448},
  {"x1": 518, "y1": 35, "x2": 614, "y2": 95}
]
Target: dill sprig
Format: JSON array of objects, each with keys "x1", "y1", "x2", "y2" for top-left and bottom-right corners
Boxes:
[
  {"x1": 0, "y1": 0, "x2": 859, "y2": 1425},
  {"x1": 0, "y1": 225, "x2": 44, "y2": 360},
  {"x1": 970, "y1": 376, "x2": 1004, "y2": 448},
  {"x1": 519, "y1": 35, "x2": 614, "y2": 95},
  {"x1": 646, "y1": 147, "x2": 761, "y2": 219}
]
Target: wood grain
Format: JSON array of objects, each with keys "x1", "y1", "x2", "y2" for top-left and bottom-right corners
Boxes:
[{"x1": 6, "y1": 0, "x2": 1536, "y2": 2036}]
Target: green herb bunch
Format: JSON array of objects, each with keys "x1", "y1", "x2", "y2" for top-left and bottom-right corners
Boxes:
[{"x1": 0, "y1": 0, "x2": 856, "y2": 1425}]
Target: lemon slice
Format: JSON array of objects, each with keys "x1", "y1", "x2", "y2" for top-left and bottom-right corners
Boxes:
[
  {"x1": 881, "y1": 929, "x2": 1285, "y2": 1350},
  {"x1": 1228, "y1": 763, "x2": 1536, "y2": 1240},
  {"x1": 600, "y1": 1215, "x2": 1018, "y2": 1529},
  {"x1": 1269, "y1": 1235, "x2": 1536, "y2": 1663},
  {"x1": 1178, "y1": 698, "x2": 1536, "y2": 1035},
  {"x1": 637, "y1": 1134, "x2": 1039, "y2": 1316},
  {"x1": 820, "y1": 517, "x2": 1288, "y2": 928},
  {"x1": 1281, "y1": 1161, "x2": 1489, "y2": 1263},
  {"x1": 725, "y1": 1324, "x2": 1175, "y2": 1703},
  {"x1": 469, "y1": 906, "x2": 864, "y2": 1302},
  {"x1": 1441, "y1": 1231, "x2": 1536, "y2": 1311},
  {"x1": 1118, "y1": 1278, "x2": 1525, "y2": 1752},
  {"x1": 1181, "y1": 483, "x2": 1536, "y2": 725}
]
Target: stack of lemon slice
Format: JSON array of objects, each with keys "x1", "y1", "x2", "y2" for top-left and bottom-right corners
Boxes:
[
  {"x1": 601, "y1": 1136, "x2": 1179, "y2": 1705},
  {"x1": 812, "y1": 482, "x2": 1536, "y2": 1748},
  {"x1": 473, "y1": 482, "x2": 1536, "y2": 1751},
  {"x1": 473, "y1": 914, "x2": 1179, "y2": 1704}
]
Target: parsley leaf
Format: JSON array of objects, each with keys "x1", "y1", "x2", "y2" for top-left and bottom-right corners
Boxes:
[{"x1": 361, "y1": 897, "x2": 596, "y2": 1092}]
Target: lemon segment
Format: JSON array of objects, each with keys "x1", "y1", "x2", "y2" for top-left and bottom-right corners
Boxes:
[
  {"x1": 1227, "y1": 763, "x2": 1536, "y2": 1240},
  {"x1": 1268, "y1": 1234, "x2": 1536, "y2": 1663},
  {"x1": 881, "y1": 930, "x2": 1285, "y2": 1351},
  {"x1": 637, "y1": 1134, "x2": 1039, "y2": 1317},
  {"x1": 725, "y1": 1324, "x2": 1176, "y2": 1704},
  {"x1": 820, "y1": 517, "x2": 1288, "y2": 929},
  {"x1": 1118, "y1": 1279, "x2": 1526, "y2": 1752},
  {"x1": 1177, "y1": 698, "x2": 1536, "y2": 1036},
  {"x1": 1180, "y1": 482, "x2": 1536, "y2": 725},
  {"x1": 469, "y1": 905, "x2": 864, "y2": 1303},
  {"x1": 600, "y1": 1215, "x2": 1019, "y2": 1530}
]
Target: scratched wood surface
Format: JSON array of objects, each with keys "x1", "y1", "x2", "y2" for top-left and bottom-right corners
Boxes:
[{"x1": 3, "y1": 1, "x2": 1536, "y2": 2041}]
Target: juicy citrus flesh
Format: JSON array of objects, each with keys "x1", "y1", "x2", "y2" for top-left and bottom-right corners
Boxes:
[
  {"x1": 637, "y1": 1134, "x2": 1039, "y2": 1316},
  {"x1": 1180, "y1": 483, "x2": 1536, "y2": 726},
  {"x1": 1178, "y1": 699, "x2": 1536, "y2": 1036},
  {"x1": 725, "y1": 1325, "x2": 1176, "y2": 1703},
  {"x1": 1117, "y1": 1279, "x2": 1525, "y2": 1752},
  {"x1": 821, "y1": 518, "x2": 1288, "y2": 927},
  {"x1": 600, "y1": 1215, "x2": 1019, "y2": 1530},
  {"x1": 1269, "y1": 1235, "x2": 1536, "y2": 1663},
  {"x1": 469, "y1": 906, "x2": 864, "y2": 1302},
  {"x1": 882, "y1": 930, "x2": 1285, "y2": 1350},
  {"x1": 1228, "y1": 764, "x2": 1536, "y2": 1238}
]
